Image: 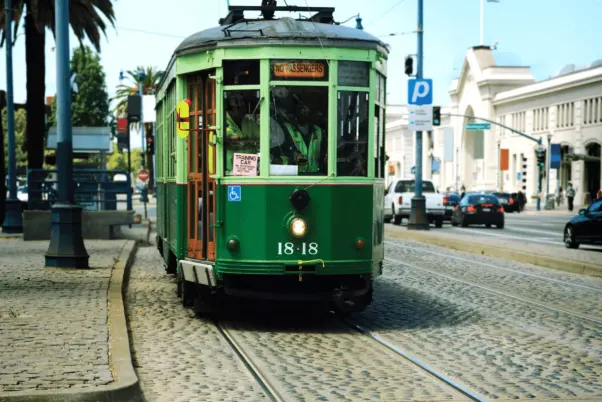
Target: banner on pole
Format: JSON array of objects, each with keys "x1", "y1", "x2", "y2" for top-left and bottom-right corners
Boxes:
[
  {"x1": 500, "y1": 148, "x2": 509, "y2": 171},
  {"x1": 550, "y1": 143, "x2": 561, "y2": 169}
]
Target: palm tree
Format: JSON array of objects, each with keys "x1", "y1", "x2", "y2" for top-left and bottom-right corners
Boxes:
[
  {"x1": 112, "y1": 66, "x2": 162, "y2": 125},
  {"x1": 1, "y1": 0, "x2": 115, "y2": 204}
]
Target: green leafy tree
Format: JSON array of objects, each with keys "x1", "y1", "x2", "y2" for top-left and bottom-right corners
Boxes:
[
  {"x1": 49, "y1": 45, "x2": 110, "y2": 127},
  {"x1": 106, "y1": 141, "x2": 141, "y2": 174},
  {"x1": 2, "y1": 108, "x2": 28, "y2": 174},
  {"x1": 112, "y1": 66, "x2": 162, "y2": 122}
]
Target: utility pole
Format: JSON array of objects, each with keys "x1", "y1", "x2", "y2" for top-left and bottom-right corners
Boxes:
[
  {"x1": 407, "y1": 0, "x2": 429, "y2": 230},
  {"x1": 2, "y1": 0, "x2": 23, "y2": 234},
  {"x1": 45, "y1": 0, "x2": 89, "y2": 268}
]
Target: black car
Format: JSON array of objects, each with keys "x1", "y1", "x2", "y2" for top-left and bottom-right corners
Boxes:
[
  {"x1": 451, "y1": 194, "x2": 505, "y2": 228},
  {"x1": 492, "y1": 192, "x2": 519, "y2": 213},
  {"x1": 443, "y1": 192, "x2": 461, "y2": 222},
  {"x1": 564, "y1": 198, "x2": 602, "y2": 249}
]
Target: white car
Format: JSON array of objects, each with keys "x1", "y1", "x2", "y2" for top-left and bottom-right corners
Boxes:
[{"x1": 384, "y1": 179, "x2": 446, "y2": 227}]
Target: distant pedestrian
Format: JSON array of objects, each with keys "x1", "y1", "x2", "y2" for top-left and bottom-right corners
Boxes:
[
  {"x1": 597, "y1": 188, "x2": 602, "y2": 201},
  {"x1": 566, "y1": 182, "x2": 576, "y2": 211},
  {"x1": 517, "y1": 191, "x2": 525, "y2": 212}
]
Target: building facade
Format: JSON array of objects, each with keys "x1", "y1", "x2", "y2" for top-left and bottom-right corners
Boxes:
[{"x1": 386, "y1": 46, "x2": 602, "y2": 207}]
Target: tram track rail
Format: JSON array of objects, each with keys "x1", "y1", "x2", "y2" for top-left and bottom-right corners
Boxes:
[
  {"x1": 384, "y1": 240, "x2": 602, "y2": 293},
  {"x1": 384, "y1": 256, "x2": 602, "y2": 325},
  {"x1": 340, "y1": 316, "x2": 486, "y2": 402},
  {"x1": 215, "y1": 321, "x2": 285, "y2": 402}
]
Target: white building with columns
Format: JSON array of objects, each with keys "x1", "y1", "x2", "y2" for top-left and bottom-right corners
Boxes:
[{"x1": 386, "y1": 46, "x2": 602, "y2": 208}]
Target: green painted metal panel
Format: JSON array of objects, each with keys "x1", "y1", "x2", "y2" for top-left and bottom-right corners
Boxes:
[{"x1": 214, "y1": 184, "x2": 380, "y2": 276}]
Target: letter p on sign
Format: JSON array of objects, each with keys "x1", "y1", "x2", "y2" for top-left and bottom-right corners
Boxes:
[{"x1": 407, "y1": 79, "x2": 433, "y2": 105}]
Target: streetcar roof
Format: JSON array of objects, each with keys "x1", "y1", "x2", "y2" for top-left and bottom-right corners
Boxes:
[{"x1": 175, "y1": 17, "x2": 389, "y2": 55}]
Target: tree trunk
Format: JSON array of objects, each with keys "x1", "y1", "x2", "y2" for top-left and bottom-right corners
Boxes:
[{"x1": 25, "y1": 13, "x2": 46, "y2": 206}]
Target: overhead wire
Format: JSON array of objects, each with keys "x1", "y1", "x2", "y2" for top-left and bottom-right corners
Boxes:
[{"x1": 365, "y1": 0, "x2": 409, "y2": 28}]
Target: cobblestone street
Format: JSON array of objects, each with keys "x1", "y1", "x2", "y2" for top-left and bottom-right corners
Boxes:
[{"x1": 125, "y1": 233, "x2": 602, "y2": 401}]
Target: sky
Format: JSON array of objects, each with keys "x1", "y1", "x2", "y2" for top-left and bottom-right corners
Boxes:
[{"x1": 1, "y1": 0, "x2": 602, "y2": 145}]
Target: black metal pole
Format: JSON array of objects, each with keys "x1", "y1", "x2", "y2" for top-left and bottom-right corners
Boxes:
[
  {"x1": 2, "y1": 0, "x2": 23, "y2": 234},
  {"x1": 45, "y1": 0, "x2": 89, "y2": 268}
]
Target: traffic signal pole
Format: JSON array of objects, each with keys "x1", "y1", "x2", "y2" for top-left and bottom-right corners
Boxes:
[
  {"x1": 443, "y1": 111, "x2": 544, "y2": 211},
  {"x1": 407, "y1": 0, "x2": 430, "y2": 230}
]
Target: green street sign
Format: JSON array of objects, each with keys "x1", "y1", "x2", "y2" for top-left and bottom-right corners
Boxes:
[{"x1": 466, "y1": 123, "x2": 491, "y2": 130}]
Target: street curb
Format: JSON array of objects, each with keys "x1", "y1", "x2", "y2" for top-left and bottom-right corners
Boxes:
[
  {"x1": 385, "y1": 228, "x2": 602, "y2": 279},
  {"x1": 0, "y1": 240, "x2": 143, "y2": 402}
]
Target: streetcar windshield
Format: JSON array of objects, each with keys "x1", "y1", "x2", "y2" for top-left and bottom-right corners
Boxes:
[{"x1": 269, "y1": 86, "x2": 328, "y2": 176}]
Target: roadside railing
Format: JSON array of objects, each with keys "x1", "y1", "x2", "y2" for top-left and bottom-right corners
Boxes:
[{"x1": 27, "y1": 169, "x2": 133, "y2": 211}]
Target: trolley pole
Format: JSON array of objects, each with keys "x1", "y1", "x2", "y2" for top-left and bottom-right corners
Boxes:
[
  {"x1": 407, "y1": 0, "x2": 429, "y2": 230},
  {"x1": 45, "y1": 0, "x2": 89, "y2": 268},
  {"x1": 2, "y1": 0, "x2": 23, "y2": 234}
]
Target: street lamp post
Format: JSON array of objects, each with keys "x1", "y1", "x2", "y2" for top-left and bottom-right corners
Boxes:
[
  {"x1": 138, "y1": 71, "x2": 146, "y2": 169},
  {"x1": 2, "y1": 0, "x2": 23, "y2": 234},
  {"x1": 44, "y1": 0, "x2": 89, "y2": 268},
  {"x1": 407, "y1": 0, "x2": 429, "y2": 230}
]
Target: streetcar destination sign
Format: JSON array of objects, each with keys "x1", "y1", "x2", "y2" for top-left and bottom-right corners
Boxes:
[{"x1": 272, "y1": 61, "x2": 326, "y2": 79}]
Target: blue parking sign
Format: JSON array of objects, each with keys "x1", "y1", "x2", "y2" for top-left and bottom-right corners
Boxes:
[
  {"x1": 227, "y1": 186, "x2": 241, "y2": 202},
  {"x1": 407, "y1": 79, "x2": 433, "y2": 105}
]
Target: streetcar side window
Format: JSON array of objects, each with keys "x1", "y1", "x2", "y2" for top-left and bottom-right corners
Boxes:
[
  {"x1": 337, "y1": 91, "x2": 369, "y2": 177},
  {"x1": 223, "y1": 60, "x2": 260, "y2": 86},
  {"x1": 223, "y1": 90, "x2": 261, "y2": 176},
  {"x1": 269, "y1": 86, "x2": 328, "y2": 176}
]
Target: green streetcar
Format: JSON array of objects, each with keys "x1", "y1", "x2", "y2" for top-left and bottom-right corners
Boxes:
[{"x1": 154, "y1": 4, "x2": 388, "y2": 314}]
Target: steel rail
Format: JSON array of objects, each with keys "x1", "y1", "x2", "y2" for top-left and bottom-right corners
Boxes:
[
  {"x1": 341, "y1": 317, "x2": 486, "y2": 402},
  {"x1": 215, "y1": 321, "x2": 285, "y2": 402},
  {"x1": 384, "y1": 257, "x2": 602, "y2": 325},
  {"x1": 384, "y1": 240, "x2": 602, "y2": 293}
]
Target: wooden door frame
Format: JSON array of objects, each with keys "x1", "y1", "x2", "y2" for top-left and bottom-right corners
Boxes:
[{"x1": 186, "y1": 72, "x2": 217, "y2": 261}]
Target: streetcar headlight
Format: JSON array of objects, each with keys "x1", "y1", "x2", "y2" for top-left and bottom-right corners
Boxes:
[{"x1": 290, "y1": 217, "x2": 308, "y2": 238}]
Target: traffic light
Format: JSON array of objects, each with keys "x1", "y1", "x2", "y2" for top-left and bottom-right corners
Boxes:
[
  {"x1": 536, "y1": 146, "x2": 546, "y2": 167},
  {"x1": 433, "y1": 106, "x2": 441, "y2": 126},
  {"x1": 146, "y1": 133, "x2": 154, "y2": 154},
  {"x1": 404, "y1": 56, "x2": 413, "y2": 76}
]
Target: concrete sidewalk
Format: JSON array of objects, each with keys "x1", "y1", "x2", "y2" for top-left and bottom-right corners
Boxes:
[
  {"x1": 385, "y1": 224, "x2": 602, "y2": 278},
  {"x1": 0, "y1": 221, "x2": 150, "y2": 402}
]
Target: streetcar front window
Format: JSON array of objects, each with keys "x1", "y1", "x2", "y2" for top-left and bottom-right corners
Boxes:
[
  {"x1": 224, "y1": 90, "x2": 261, "y2": 176},
  {"x1": 269, "y1": 86, "x2": 328, "y2": 176}
]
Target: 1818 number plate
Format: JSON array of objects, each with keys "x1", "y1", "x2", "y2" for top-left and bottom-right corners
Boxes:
[{"x1": 277, "y1": 242, "x2": 318, "y2": 256}]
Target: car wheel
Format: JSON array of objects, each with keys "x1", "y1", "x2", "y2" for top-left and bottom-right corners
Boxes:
[
  {"x1": 496, "y1": 222, "x2": 504, "y2": 229},
  {"x1": 486, "y1": 224, "x2": 491, "y2": 228},
  {"x1": 394, "y1": 214, "x2": 402, "y2": 225},
  {"x1": 435, "y1": 218, "x2": 443, "y2": 228},
  {"x1": 461, "y1": 216, "x2": 468, "y2": 227},
  {"x1": 564, "y1": 226, "x2": 579, "y2": 249}
]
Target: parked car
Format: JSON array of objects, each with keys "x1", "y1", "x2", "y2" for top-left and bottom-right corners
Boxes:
[
  {"x1": 451, "y1": 193, "x2": 505, "y2": 228},
  {"x1": 492, "y1": 192, "x2": 519, "y2": 213},
  {"x1": 564, "y1": 198, "x2": 602, "y2": 249},
  {"x1": 443, "y1": 192, "x2": 461, "y2": 222},
  {"x1": 384, "y1": 179, "x2": 446, "y2": 227}
]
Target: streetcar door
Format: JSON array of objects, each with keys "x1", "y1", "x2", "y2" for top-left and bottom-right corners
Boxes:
[
  {"x1": 186, "y1": 76, "x2": 204, "y2": 260},
  {"x1": 186, "y1": 73, "x2": 217, "y2": 261}
]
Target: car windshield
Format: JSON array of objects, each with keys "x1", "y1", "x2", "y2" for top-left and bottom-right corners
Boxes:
[
  {"x1": 395, "y1": 180, "x2": 435, "y2": 193},
  {"x1": 468, "y1": 195, "x2": 498, "y2": 204}
]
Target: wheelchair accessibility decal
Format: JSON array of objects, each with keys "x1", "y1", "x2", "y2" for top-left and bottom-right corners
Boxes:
[{"x1": 227, "y1": 186, "x2": 242, "y2": 202}]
